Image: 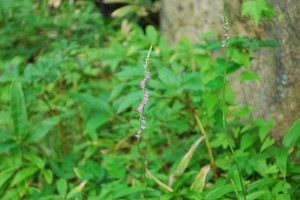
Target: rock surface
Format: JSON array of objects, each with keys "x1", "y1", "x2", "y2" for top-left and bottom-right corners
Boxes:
[{"x1": 160, "y1": 0, "x2": 300, "y2": 139}]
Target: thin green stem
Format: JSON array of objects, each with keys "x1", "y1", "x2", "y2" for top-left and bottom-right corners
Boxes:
[
  {"x1": 222, "y1": 18, "x2": 247, "y2": 199},
  {"x1": 137, "y1": 138, "x2": 148, "y2": 199}
]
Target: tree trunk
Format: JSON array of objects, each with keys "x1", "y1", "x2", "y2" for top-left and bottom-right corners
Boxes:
[{"x1": 160, "y1": 0, "x2": 300, "y2": 140}]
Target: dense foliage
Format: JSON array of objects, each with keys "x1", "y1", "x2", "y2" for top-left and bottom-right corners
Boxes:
[{"x1": 0, "y1": 0, "x2": 300, "y2": 199}]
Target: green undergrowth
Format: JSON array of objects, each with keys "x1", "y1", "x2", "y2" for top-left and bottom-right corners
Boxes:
[{"x1": 0, "y1": 0, "x2": 300, "y2": 199}]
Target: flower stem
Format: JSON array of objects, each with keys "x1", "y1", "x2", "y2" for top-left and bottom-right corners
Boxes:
[{"x1": 222, "y1": 2, "x2": 246, "y2": 198}]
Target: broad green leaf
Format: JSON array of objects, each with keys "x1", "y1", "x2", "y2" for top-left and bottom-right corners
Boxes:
[
  {"x1": 71, "y1": 92, "x2": 112, "y2": 114},
  {"x1": 160, "y1": 192, "x2": 178, "y2": 200},
  {"x1": 158, "y1": 67, "x2": 178, "y2": 86},
  {"x1": 283, "y1": 118, "x2": 300, "y2": 148},
  {"x1": 108, "y1": 84, "x2": 126, "y2": 100},
  {"x1": 179, "y1": 189, "x2": 204, "y2": 199},
  {"x1": 260, "y1": 137, "x2": 275, "y2": 152},
  {"x1": 116, "y1": 91, "x2": 142, "y2": 114},
  {"x1": 239, "y1": 70, "x2": 261, "y2": 81},
  {"x1": 108, "y1": 186, "x2": 149, "y2": 200},
  {"x1": 240, "y1": 134, "x2": 257, "y2": 150},
  {"x1": 190, "y1": 165, "x2": 210, "y2": 192},
  {"x1": 146, "y1": 25, "x2": 158, "y2": 44},
  {"x1": 85, "y1": 114, "x2": 111, "y2": 133},
  {"x1": 257, "y1": 40, "x2": 282, "y2": 47},
  {"x1": 205, "y1": 76, "x2": 224, "y2": 88},
  {"x1": 0, "y1": 168, "x2": 15, "y2": 190},
  {"x1": 204, "y1": 184, "x2": 234, "y2": 200},
  {"x1": 229, "y1": 48, "x2": 250, "y2": 68},
  {"x1": 24, "y1": 153, "x2": 45, "y2": 168},
  {"x1": 26, "y1": 117, "x2": 60, "y2": 143},
  {"x1": 57, "y1": 178, "x2": 68, "y2": 197},
  {"x1": 0, "y1": 140, "x2": 18, "y2": 153},
  {"x1": 2, "y1": 189, "x2": 19, "y2": 200},
  {"x1": 11, "y1": 82, "x2": 27, "y2": 136},
  {"x1": 255, "y1": 119, "x2": 275, "y2": 142},
  {"x1": 242, "y1": 0, "x2": 264, "y2": 25},
  {"x1": 247, "y1": 178, "x2": 275, "y2": 191},
  {"x1": 182, "y1": 72, "x2": 202, "y2": 91},
  {"x1": 43, "y1": 169, "x2": 53, "y2": 184},
  {"x1": 276, "y1": 147, "x2": 288, "y2": 178},
  {"x1": 276, "y1": 194, "x2": 291, "y2": 200},
  {"x1": 115, "y1": 66, "x2": 143, "y2": 78},
  {"x1": 11, "y1": 166, "x2": 39, "y2": 185},
  {"x1": 246, "y1": 191, "x2": 267, "y2": 200}
]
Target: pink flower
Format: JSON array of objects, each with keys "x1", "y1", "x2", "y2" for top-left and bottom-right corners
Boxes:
[
  {"x1": 225, "y1": 33, "x2": 230, "y2": 39},
  {"x1": 135, "y1": 46, "x2": 152, "y2": 138}
]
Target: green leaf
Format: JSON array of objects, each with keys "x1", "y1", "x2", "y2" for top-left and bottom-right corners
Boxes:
[
  {"x1": 240, "y1": 134, "x2": 257, "y2": 150},
  {"x1": 57, "y1": 178, "x2": 68, "y2": 197},
  {"x1": 85, "y1": 114, "x2": 111, "y2": 133},
  {"x1": 256, "y1": 40, "x2": 282, "y2": 47},
  {"x1": 66, "y1": 181, "x2": 87, "y2": 199},
  {"x1": 255, "y1": 119, "x2": 275, "y2": 142},
  {"x1": 158, "y1": 67, "x2": 178, "y2": 86},
  {"x1": 260, "y1": 137, "x2": 275, "y2": 152},
  {"x1": 0, "y1": 168, "x2": 15, "y2": 190},
  {"x1": 239, "y1": 70, "x2": 261, "y2": 81},
  {"x1": 11, "y1": 82, "x2": 27, "y2": 136},
  {"x1": 205, "y1": 77, "x2": 224, "y2": 89},
  {"x1": 182, "y1": 72, "x2": 202, "y2": 91},
  {"x1": 43, "y1": 169, "x2": 53, "y2": 184},
  {"x1": 276, "y1": 147, "x2": 288, "y2": 178},
  {"x1": 26, "y1": 117, "x2": 60, "y2": 143},
  {"x1": 24, "y1": 153, "x2": 45, "y2": 169},
  {"x1": 146, "y1": 25, "x2": 158, "y2": 44},
  {"x1": 283, "y1": 118, "x2": 300, "y2": 148},
  {"x1": 1, "y1": 189, "x2": 19, "y2": 200},
  {"x1": 204, "y1": 184, "x2": 234, "y2": 200},
  {"x1": 115, "y1": 66, "x2": 143, "y2": 78},
  {"x1": 0, "y1": 140, "x2": 18, "y2": 153},
  {"x1": 229, "y1": 48, "x2": 250, "y2": 69},
  {"x1": 276, "y1": 194, "x2": 291, "y2": 200},
  {"x1": 71, "y1": 92, "x2": 112, "y2": 114},
  {"x1": 11, "y1": 166, "x2": 39, "y2": 185},
  {"x1": 242, "y1": 0, "x2": 264, "y2": 25},
  {"x1": 108, "y1": 84, "x2": 126, "y2": 100},
  {"x1": 116, "y1": 91, "x2": 142, "y2": 114},
  {"x1": 247, "y1": 178, "x2": 275, "y2": 191},
  {"x1": 246, "y1": 190, "x2": 267, "y2": 200},
  {"x1": 108, "y1": 186, "x2": 145, "y2": 200}
]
